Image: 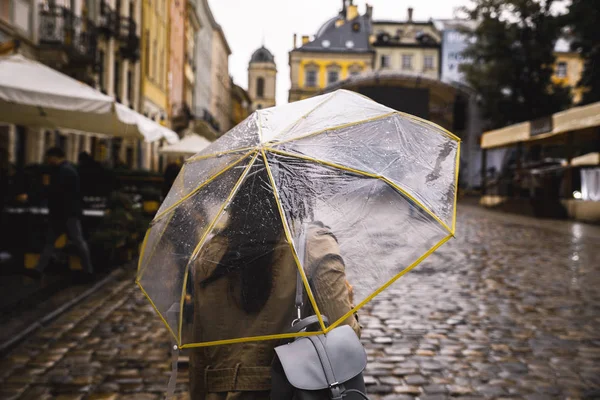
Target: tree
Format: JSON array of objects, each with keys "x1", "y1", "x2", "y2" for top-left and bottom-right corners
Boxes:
[
  {"x1": 567, "y1": 0, "x2": 600, "y2": 105},
  {"x1": 460, "y1": 0, "x2": 572, "y2": 129}
]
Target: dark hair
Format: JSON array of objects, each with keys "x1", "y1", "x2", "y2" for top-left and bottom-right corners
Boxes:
[
  {"x1": 46, "y1": 147, "x2": 65, "y2": 159},
  {"x1": 199, "y1": 157, "x2": 314, "y2": 314},
  {"x1": 200, "y1": 165, "x2": 281, "y2": 313}
]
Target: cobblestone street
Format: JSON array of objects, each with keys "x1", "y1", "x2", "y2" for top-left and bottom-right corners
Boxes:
[{"x1": 1, "y1": 204, "x2": 600, "y2": 400}]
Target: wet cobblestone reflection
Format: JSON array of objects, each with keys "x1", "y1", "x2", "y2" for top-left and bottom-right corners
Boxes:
[{"x1": 1, "y1": 205, "x2": 599, "y2": 399}]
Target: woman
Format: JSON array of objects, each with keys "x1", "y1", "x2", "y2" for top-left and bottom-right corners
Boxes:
[{"x1": 189, "y1": 164, "x2": 359, "y2": 399}]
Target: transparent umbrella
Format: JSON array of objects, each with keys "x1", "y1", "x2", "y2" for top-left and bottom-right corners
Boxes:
[{"x1": 136, "y1": 89, "x2": 460, "y2": 348}]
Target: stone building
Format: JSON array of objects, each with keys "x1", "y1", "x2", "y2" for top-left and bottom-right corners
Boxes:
[
  {"x1": 169, "y1": 0, "x2": 200, "y2": 134},
  {"x1": 372, "y1": 7, "x2": 441, "y2": 79},
  {"x1": 190, "y1": 0, "x2": 230, "y2": 140},
  {"x1": 230, "y1": 82, "x2": 251, "y2": 127},
  {"x1": 248, "y1": 45, "x2": 276, "y2": 110},
  {"x1": 0, "y1": 0, "x2": 149, "y2": 170},
  {"x1": 209, "y1": 26, "x2": 231, "y2": 135}
]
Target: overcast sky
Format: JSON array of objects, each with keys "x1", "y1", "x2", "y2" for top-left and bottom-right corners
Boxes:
[{"x1": 207, "y1": 0, "x2": 470, "y2": 105}]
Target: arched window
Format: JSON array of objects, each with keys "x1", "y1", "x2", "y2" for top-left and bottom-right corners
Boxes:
[{"x1": 256, "y1": 77, "x2": 265, "y2": 98}]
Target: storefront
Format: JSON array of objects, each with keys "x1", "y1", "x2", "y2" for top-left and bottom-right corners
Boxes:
[{"x1": 480, "y1": 101, "x2": 600, "y2": 222}]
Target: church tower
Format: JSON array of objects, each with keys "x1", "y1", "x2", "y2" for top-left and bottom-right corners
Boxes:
[{"x1": 248, "y1": 46, "x2": 277, "y2": 111}]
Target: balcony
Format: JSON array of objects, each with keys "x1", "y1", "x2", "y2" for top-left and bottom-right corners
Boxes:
[
  {"x1": 38, "y1": 5, "x2": 98, "y2": 68},
  {"x1": 171, "y1": 103, "x2": 193, "y2": 133},
  {"x1": 97, "y1": 1, "x2": 118, "y2": 37},
  {"x1": 117, "y1": 16, "x2": 140, "y2": 61},
  {"x1": 192, "y1": 108, "x2": 221, "y2": 140}
]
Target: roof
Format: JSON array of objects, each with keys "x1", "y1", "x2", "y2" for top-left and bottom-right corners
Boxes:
[
  {"x1": 373, "y1": 20, "x2": 434, "y2": 26},
  {"x1": 297, "y1": 13, "x2": 373, "y2": 53},
  {"x1": 250, "y1": 46, "x2": 275, "y2": 64}
]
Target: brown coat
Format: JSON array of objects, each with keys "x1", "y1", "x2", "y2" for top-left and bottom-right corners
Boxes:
[{"x1": 189, "y1": 224, "x2": 359, "y2": 399}]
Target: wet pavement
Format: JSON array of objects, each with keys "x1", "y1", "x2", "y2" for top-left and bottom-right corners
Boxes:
[{"x1": 1, "y1": 204, "x2": 600, "y2": 399}]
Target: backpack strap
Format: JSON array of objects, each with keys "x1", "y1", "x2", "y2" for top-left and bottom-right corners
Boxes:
[{"x1": 289, "y1": 315, "x2": 329, "y2": 334}]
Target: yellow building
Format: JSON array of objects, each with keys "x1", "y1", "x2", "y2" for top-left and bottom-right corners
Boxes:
[
  {"x1": 289, "y1": 2, "x2": 374, "y2": 102},
  {"x1": 141, "y1": 0, "x2": 169, "y2": 170},
  {"x1": 552, "y1": 38, "x2": 584, "y2": 104},
  {"x1": 372, "y1": 8, "x2": 441, "y2": 79}
]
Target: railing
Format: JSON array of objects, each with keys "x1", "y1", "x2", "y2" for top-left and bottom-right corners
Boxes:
[
  {"x1": 117, "y1": 16, "x2": 140, "y2": 60},
  {"x1": 98, "y1": 0, "x2": 118, "y2": 36},
  {"x1": 39, "y1": 5, "x2": 98, "y2": 62}
]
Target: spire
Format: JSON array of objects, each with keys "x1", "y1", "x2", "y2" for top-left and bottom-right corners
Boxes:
[{"x1": 261, "y1": 30, "x2": 265, "y2": 47}]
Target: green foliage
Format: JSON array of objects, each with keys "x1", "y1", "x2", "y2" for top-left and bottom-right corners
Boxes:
[
  {"x1": 459, "y1": 0, "x2": 572, "y2": 129},
  {"x1": 566, "y1": 0, "x2": 600, "y2": 105},
  {"x1": 89, "y1": 191, "x2": 151, "y2": 265}
]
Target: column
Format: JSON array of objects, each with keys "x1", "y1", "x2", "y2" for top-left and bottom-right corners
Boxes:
[
  {"x1": 65, "y1": 132, "x2": 74, "y2": 163},
  {"x1": 107, "y1": 38, "x2": 116, "y2": 97},
  {"x1": 82, "y1": 135, "x2": 92, "y2": 154},
  {"x1": 122, "y1": 59, "x2": 130, "y2": 106},
  {"x1": 7, "y1": 124, "x2": 17, "y2": 164},
  {"x1": 26, "y1": 128, "x2": 45, "y2": 164}
]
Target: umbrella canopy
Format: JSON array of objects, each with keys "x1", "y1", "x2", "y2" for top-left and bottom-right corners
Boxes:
[
  {"x1": 159, "y1": 133, "x2": 212, "y2": 157},
  {"x1": 137, "y1": 89, "x2": 460, "y2": 347},
  {"x1": 0, "y1": 54, "x2": 178, "y2": 144}
]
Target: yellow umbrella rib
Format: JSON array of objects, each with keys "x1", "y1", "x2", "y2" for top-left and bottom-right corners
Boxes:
[
  {"x1": 265, "y1": 147, "x2": 452, "y2": 235},
  {"x1": 178, "y1": 151, "x2": 260, "y2": 344},
  {"x1": 136, "y1": 281, "x2": 180, "y2": 346},
  {"x1": 326, "y1": 233, "x2": 453, "y2": 332},
  {"x1": 345, "y1": 89, "x2": 461, "y2": 143},
  {"x1": 153, "y1": 150, "x2": 254, "y2": 223},
  {"x1": 186, "y1": 146, "x2": 258, "y2": 163},
  {"x1": 136, "y1": 229, "x2": 151, "y2": 275},
  {"x1": 137, "y1": 211, "x2": 177, "y2": 279},
  {"x1": 379, "y1": 177, "x2": 452, "y2": 235},
  {"x1": 452, "y1": 142, "x2": 461, "y2": 235},
  {"x1": 261, "y1": 149, "x2": 328, "y2": 333},
  {"x1": 269, "y1": 112, "x2": 397, "y2": 147},
  {"x1": 397, "y1": 111, "x2": 461, "y2": 142},
  {"x1": 180, "y1": 330, "x2": 325, "y2": 348}
]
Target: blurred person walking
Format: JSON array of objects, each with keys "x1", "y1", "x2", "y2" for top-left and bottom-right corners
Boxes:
[{"x1": 34, "y1": 147, "x2": 94, "y2": 277}]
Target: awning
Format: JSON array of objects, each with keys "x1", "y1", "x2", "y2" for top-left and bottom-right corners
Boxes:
[
  {"x1": 480, "y1": 121, "x2": 530, "y2": 149},
  {"x1": 571, "y1": 152, "x2": 600, "y2": 167},
  {"x1": 481, "y1": 101, "x2": 600, "y2": 149},
  {"x1": 0, "y1": 54, "x2": 178, "y2": 144},
  {"x1": 159, "y1": 133, "x2": 212, "y2": 157}
]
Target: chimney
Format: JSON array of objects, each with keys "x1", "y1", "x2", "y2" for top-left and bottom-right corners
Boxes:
[
  {"x1": 293, "y1": 33, "x2": 297, "y2": 49},
  {"x1": 346, "y1": 3, "x2": 358, "y2": 20},
  {"x1": 365, "y1": 4, "x2": 373, "y2": 18},
  {"x1": 407, "y1": 7, "x2": 413, "y2": 22},
  {"x1": 302, "y1": 35, "x2": 310, "y2": 45}
]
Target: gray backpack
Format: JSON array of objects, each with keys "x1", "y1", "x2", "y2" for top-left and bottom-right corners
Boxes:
[
  {"x1": 271, "y1": 222, "x2": 369, "y2": 400},
  {"x1": 271, "y1": 312, "x2": 369, "y2": 399}
]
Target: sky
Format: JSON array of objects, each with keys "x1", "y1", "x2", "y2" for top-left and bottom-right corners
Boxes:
[{"x1": 208, "y1": 0, "x2": 470, "y2": 105}]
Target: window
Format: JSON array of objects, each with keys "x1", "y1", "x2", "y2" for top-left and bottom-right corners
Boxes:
[
  {"x1": 402, "y1": 54, "x2": 413, "y2": 70},
  {"x1": 327, "y1": 70, "x2": 339, "y2": 85},
  {"x1": 160, "y1": 49, "x2": 164, "y2": 87},
  {"x1": 424, "y1": 55, "x2": 434, "y2": 70},
  {"x1": 152, "y1": 39, "x2": 157, "y2": 79},
  {"x1": 98, "y1": 50, "x2": 105, "y2": 92},
  {"x1": 556, "y1": 62, "x2": 567, "y2": 78},
  {"x1": 127, "y1": 70, "x2": 133, "y2": 106},
  {"x1": 256, "y1": 77, "x2": 265, "y2": 98},
  {"x1": 144, "y1": 31, "x2": 150, "y2": 76},
  {"x1": 380, "y1": 55, "x2": 390, "y2": 68},
  {"x1": 114, "y1": 60, "x2": 120, "y2": 100},
  {"x1": 305, "y1": 69, "x2": 317, "y2": 87},
  {"x1": 349, "y1": 70, "x2": 360, "y2": 77}
]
